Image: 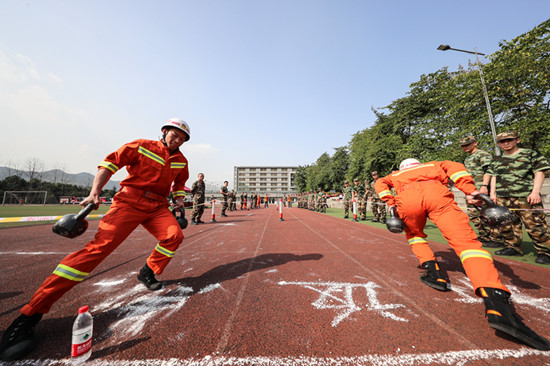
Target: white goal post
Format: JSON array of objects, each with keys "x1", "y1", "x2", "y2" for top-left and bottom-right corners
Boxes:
[{"x1": 2, "y1": 191, "x2": 48, "y2": 205}]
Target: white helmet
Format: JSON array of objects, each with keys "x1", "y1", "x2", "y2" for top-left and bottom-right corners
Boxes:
[
  {"x1": 399, "y1": 158, "x2": 421, "y2": 170},
  {"x1": 162, "y1": 118, "x2": 190, "y2": 141}
]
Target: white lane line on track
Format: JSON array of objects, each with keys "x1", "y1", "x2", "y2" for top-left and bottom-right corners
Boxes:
[
  {"x1": 13, "y1": 347, "x2": 550, "y2": 365},
  {"x1": 214, "y1": 208, "x2": 273, "y2": 354},
  {"x1": 286, "y1": 209, "x2": 484, "y2": 352}
]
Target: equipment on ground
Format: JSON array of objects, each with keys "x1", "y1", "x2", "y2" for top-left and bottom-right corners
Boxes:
[
  {"x1": 172, "y1": 207, "x2": 188, "y2": 229},
  {"x1": 386, "y1": 206, "x2": 405, "y2": 233},
  {"x1": 52, "y1": 203, "x2": 95, "y2": 238},
  {"x1": 475, "y1": 194, "x2": 515, "y2": 227}
]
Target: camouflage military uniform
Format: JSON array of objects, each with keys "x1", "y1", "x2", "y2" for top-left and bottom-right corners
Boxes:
[
  {"x1": 464, "y1": 148, "x2": 501, "y2": 244},
  {"x1": 487, "y1": 148, "x2": 550, "y2": 256},
  {"x1": 368, "y1": 180, "x2": 386, "y2": 223},
  {"x1": 353, "y1": 182, "x2": 367, "y2": 220},
  {"x1": 190, "y1": 178, "x2": 205, "y2": 223},
  {"x1": 228, "y1": 191, "x2": 236, "y2": 211},
  {"x1": 342, "y1": 183, "x2": 353, "y2": 218},
  {"x1": 317, "y1": 190, "x2": 326, "y2": 213},
  {"x1": 220, "y1": 185, "x2": 229, "y2": 216}
]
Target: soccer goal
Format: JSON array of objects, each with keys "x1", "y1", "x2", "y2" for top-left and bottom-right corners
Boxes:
[{"x1": 2, "y1": 191, "x2": 48, "y2": 205}]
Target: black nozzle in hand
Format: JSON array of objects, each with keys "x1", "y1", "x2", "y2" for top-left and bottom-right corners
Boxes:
[
  {"x1": 386, "y1": 206, "x2": 406, "y2": 234},
  {"x1": 475, "y1": 193, "x2": 515, "y2": 227},
  {"x1": 172, "y1": 206, "x2": 188, "y2": 229},
  {"x1": 52, "y1": 203, "x2": 95, "y2": 239}
]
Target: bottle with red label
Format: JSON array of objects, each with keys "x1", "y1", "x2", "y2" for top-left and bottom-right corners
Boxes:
[{"x1": 71, "y1": 305, "x2": 93, "y2": 363}]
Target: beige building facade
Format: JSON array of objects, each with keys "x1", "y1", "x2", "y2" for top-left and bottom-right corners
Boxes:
[{"x1": 234, "y1": 166, "x2": 298, "y2": 193}]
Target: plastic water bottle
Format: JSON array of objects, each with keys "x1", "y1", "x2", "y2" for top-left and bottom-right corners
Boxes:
[{"x1": 71, "y1": 305, "x2": 93, "y2": 363}]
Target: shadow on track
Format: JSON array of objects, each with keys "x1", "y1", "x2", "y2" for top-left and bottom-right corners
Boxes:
[{"x1": 164, "y1": 253, "x2": 323, "y2": 294}]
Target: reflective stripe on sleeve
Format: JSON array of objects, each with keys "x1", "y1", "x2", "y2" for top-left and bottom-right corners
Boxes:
[
  {"x1": 378, "y1": 190, "x2": 393, "y2": 199},
  {"x1": 408, "y1": 237, "x2": 428, "y2": 246},
  {"x1": 155, "y1": 243, "x2": 176, "y2": 258},
  {"x1": 460, "y1": 249, "x2": 493, "y2": 264},
  {"x1": 450, "y1": 170, "x2": 471, "y2": 183},
  {"x1": 172, "y1": 191, "x2": 186, "y2": 198},
  {"x1": 138, "y1": 146, "x2": 165, "y2": 166},
  {"x1": 99, "y1": 161, "x2": 120, "y2": 174},
  {"x1": 53, "y1": 264, "x2": 89, "y2": 282},
  {"x1": 170, "y1": 162, "x2": 187, "y2": 169}
]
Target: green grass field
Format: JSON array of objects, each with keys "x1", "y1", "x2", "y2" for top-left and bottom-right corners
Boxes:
[
  {"x1": 0, "y1": 204, "x2": 111, "y2": 228},
  {"x1": 323, "y1": 207, "x2": 545, "y2": 268}
]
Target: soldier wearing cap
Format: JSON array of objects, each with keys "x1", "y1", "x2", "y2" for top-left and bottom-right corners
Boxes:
[
  {"x1": 342, "y1": 180, "x2": 353, "y2": 219},
  {"x1": 484, "y1": 131, "x2": 550, "y2": 264},
  {"x1": 352, "y1": 178, "x2": 367, "y2": 220},
  {"x1": 367, "y1": 171, "x2": 386, "y2": 223},
  {"x1": 459, "y1": 135, "x2": 503, "y2": 248}
]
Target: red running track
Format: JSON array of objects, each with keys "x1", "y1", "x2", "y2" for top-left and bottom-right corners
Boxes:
[{"x1": 0, "y1": 205, "x2": 549, "y2": 365}]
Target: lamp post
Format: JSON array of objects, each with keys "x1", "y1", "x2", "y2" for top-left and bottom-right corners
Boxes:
[{"x1": 437, "y1": 44, "x2": 500, "y2": 156}]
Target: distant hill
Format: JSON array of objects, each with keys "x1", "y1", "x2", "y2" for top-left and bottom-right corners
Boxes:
[{"x1": 0, "y1": 167, "x2": 121, "y2": 190}]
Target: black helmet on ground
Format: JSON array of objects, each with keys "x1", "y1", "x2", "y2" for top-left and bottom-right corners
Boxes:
[
  {"x1": 386, "y1": 206, "x2": 405, "y2": 234},
  {"x1": 475, "y1": 194, "x2": 515, "y2": 227},
  {"x1": 52, "y1": 203, "x2": 95, "y2": 238},
  {"x1": 172, "y1": 207, "x2": 188, "y2": 229}
]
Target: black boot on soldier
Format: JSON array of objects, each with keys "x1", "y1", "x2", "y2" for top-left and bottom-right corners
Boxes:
[
  {"x1": 480, "y1": 287, "x2": 550, "y2": 350},
  {"x1": 0, "y1": 313, "x2": 43, "y2": 361},
  {"x1": 138, "y1": 263, "x2": 163, "y2": 291},
  {"x1": 419, "y1": 260, "x2": 451, "y2": 292}
]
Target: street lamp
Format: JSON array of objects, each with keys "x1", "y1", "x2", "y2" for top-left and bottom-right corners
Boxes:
[{"x1": 438, "y1": 44, "x2": 500, "y2": 156}]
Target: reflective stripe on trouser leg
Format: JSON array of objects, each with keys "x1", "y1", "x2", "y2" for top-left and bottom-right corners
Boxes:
[
  {"x1": 143, "y1": 207, "x2": 184, "y2": 275},
  {"x1": 428, "y1": 201, "x2": 508, "y2": 295},
  {"x1": 407, "y1": 237, "x2": 435, "y2": 265},
  {"x1": 460, "y1": 249, "x2": 509, "y2": 294},
  {"x1": 21, "y1": 199, "x2": 146, "y2": 315}
]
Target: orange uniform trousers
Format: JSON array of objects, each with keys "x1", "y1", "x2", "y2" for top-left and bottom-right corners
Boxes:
[
  {"x1": 397, "y1": 181, "x2": 508, "y2": 295},
  {"x1": 21, "y1": 188, "x2": 184, "y2": 315}
]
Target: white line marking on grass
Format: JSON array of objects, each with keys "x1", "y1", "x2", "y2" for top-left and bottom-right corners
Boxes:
[{"x1": 13, "y1": 347, "x2": 550, "y2": 365}]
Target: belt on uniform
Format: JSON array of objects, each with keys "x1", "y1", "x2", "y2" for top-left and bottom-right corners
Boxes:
[{"x1": 121, "y1": 186, "x2": 168, "y2": 202}]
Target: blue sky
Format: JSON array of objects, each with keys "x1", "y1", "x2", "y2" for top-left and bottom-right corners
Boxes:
[{"x1": 1, "y1": 1, "x2": 549, "y2": 188}]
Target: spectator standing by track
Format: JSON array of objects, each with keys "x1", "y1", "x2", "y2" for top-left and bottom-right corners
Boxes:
[
  {"x1": 190, "y1": 173, "x2": 206, "y2": 225},
  {"x1": 485, "y1": 131, "x2": 550, "y2": 264}
]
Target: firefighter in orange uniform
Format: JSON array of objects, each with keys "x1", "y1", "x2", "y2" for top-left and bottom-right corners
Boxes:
[
  {"x1": 1, "y1": 118, "x2": 191, "y2": 361},
  {"x1": 374, "y1": 158, "x2": 549, "y2": 350}
]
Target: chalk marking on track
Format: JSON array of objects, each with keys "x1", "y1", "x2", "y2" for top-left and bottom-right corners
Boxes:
[
  {"x1": 11, "y1": 347, "x2": 550, "y2": 365},
  {"x1": 279, "y1": 281, "x2": 407, "y2": 326},
  {"x1": 215, "y1": 207, "x2": 274, "y2": 354},
  {"x1": 286, "y1": 209, "x2": 483, "y2": 351}
]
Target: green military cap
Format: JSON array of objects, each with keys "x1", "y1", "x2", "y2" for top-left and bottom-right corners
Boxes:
[
  {"x1": 496, "y1": 131, "x2": 518, "y2": 142},
  {"x1": 344, "y1": 180, "x2": 349, "y2": 184},
  {"x1": 459, "y1": 135, "x2": 477, "y2": 146},
  {"x1": 371, "y1": 171, "x2": 378, "y2": 175}
]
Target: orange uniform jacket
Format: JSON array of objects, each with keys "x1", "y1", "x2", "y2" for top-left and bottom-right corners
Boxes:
[{"x1": 100, "y1": 139, "x2": 189, "y2": 199}]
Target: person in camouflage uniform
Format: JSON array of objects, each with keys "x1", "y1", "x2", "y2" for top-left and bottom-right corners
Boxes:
[
  {"x1": 317, "y1": 188, "x2": 326, "y2": 213},
  {"x1": 190, "y1": 173, "x2": 206, "y2": 225},
  {"x1": 342, "y1": 180, "x2": 353, "y2": 219},
  {"x1": 485, "y1": 131, "x2": 550, "y2": 264},
  {"x1": 352, "y1": 178, "x2": 367, "y2": 220},
  {"x1": 367, "y1": 172, "x2": 386, "y2": 223},
  {"x1": 220, "y1": 181, "x2": 229, "y2": 217},
  {"x1": 460, "y1": 135, "x2": 503, "y2": 248}
]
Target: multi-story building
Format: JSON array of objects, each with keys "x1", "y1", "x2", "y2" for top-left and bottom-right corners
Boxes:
[{"x1": 234, "y1": 166, "x2": 298, "y2": 193}]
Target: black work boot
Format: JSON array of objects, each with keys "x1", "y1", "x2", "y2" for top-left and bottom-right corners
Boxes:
[
  {"x1": 480, "y1": 287, "x2": 550, "y2": 350},
  {"x1": 137, "y1": 264, "x2": 163, "y2": 291},
  {"x1": 0, "y1": 313, "x2": 43, "y2": 361},
  {"x1": 419, "y1": 260, "x2": 451, "y2": 292}
]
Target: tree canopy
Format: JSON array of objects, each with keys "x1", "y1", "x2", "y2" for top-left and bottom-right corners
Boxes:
[{"x1": 299, "y1": 19, "x2": 550, "y2": 192}]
